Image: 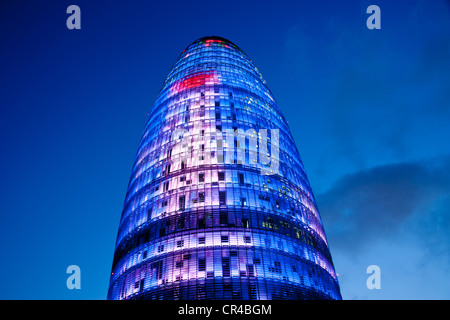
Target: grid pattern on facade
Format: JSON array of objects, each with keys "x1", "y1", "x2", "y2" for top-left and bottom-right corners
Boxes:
[{"x1": 107, "y1": 36, "x2": 341, "y2": 300}]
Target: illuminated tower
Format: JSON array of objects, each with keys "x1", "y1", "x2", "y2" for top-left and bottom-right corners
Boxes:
[{"x1": 107, "y1": 36, "x2": 341, "y2": 300}]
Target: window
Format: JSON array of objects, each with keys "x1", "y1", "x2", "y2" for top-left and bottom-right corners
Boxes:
[
  {"x1": 198, "y1": 219, "x2": 205, "y2": 228},
  {"x1": 157, "y1": 245, "x2": 164, "y2": 253},
  {"x1": 176, "y1": 261, "x2": 183, "y2": 268},
  {"x1": 147, "y1": 207, "x2": 153, "y2": 220},
  {"x1": 178, "y1": 196, "x2": 185, "y2": 211},
  {"x1": 198, "y1": 236, "x2": 205, "y2": 244},
  {"x1": 222, "y1": 258, "x2": 230, "y2": 277},
  {"x1": 244, "y1": 236, "x2": 251, "y2": 243},
  {"x1": 220, "y1": 211, "x2": 228, "y2": 225},
  {"x1": 177, "y1": 217, "x2": 185, "y2": 229},
  {"x1": 239, "y1": 173, "x2": 244, "y2": 185},
  {"x1": 177, "y1": 240, "x2": 184, "y2": 248},
  {"x1": 164, "y1": 181, "x2": 169, "y2": 192},
  {"x1": 199, "y1": 192, "x2": 205, "y2": 203},
  {"x1": 247, "y1": 264, "x2": 254, "y2": 277},
  {"x1": 219, "y1": 191, "x2": 226, "y2": 205},
  {"x1": 241, "y1": 197, "x2": 247, "y2": 206},
  {"x1": 221, "y1": 235, "x2": 229, "y2": 243},
  {"x1": 181, "y1": 161, "x2": 186, "y2": 170},
  {"x1": 199, "y1": 173, "x2": 205, "y2": 182},
  {"x1": 198, "y1": 259, "x2": 206, "y2": 271},
  {"x1": 180, "y1": 176, "x2": 186, "y2": 182},
  {"x1": 268, "y1": 261, "x2": 282, "y2": 273},
  {"x1": 218, "y1": 171, "x2": 225, "y2": 181},
  {"x1": 215, "y1": 112, "x2": 221, "y2": 120}
]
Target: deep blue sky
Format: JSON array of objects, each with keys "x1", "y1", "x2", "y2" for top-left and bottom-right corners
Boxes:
[{"x1": 1, "y1": 0, "x2": 449, "y2": 299}]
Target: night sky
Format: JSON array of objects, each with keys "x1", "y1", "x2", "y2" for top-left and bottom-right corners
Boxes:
[{"x1": 1, "y1": 0, "x2": 449, "y2": 299}]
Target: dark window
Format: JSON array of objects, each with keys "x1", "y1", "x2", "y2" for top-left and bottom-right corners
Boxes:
[
  {"x1": 198, "y1": 259, "x2": 206, "y2": 271},
  {"x1": 247, "y1": 264, "x2": 254, "y2": 277},
  {"x1": 220, "y1": 211, "x2": 228, "y2": 224},
  {"x1": 218, "y1": 171, "x2": 225, "y2": 181},
  {"x1": 244, "y1": 236, "x2": 251, "y2": 243},
  {"x1": 219, "y1": 191, "x2": 226, "y2": 205},
  {"x1": 199, "y1": 192, "x2": 205, "y2": 203},
  {"x1": 198, "y1": 237, "x2": 205, "y2": 244},
  {"x1": 199, "y1": 173, "x2": 205, "y2": 182},
  {"x1": 177, "y1": 240, "x2": 184, "y2": 248},
  {"x1": 222, "y1": 258, "x2": 230, "y2": 277},
  {"x1": 179, "y1": 196, "x2": 185, "y2": 211},
  {"x1": 221, "y1": 235, "x2": 229, "y2": 243},
  {"x1": 177, "y1": 216, "x2": 185, "y2": 229},
  {"x1": 239, "y1": 173, "x2": 244, "y2": 185}
]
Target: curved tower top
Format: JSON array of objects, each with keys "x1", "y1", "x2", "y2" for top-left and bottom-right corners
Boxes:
[{"x1": 108, "y1": 36, "x2": 341, "y2": 300}]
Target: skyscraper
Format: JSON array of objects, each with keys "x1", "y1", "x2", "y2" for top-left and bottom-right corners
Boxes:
[{"x1": 107, "y1": 36, "x2": 341, "y2": 300}]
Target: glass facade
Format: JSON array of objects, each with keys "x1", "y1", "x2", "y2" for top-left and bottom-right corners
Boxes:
[{"x1": 107, "y1": 36, "x2": 341, "y2": 300}]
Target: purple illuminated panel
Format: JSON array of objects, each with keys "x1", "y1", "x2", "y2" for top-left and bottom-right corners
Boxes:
[{"x1": 107, "y1": 36, "x2": 341, "y2": 300}]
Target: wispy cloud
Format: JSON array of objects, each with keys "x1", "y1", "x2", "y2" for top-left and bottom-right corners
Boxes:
[{"x1": 318, "y1": 156, "x2": 450, "y2": 256}]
